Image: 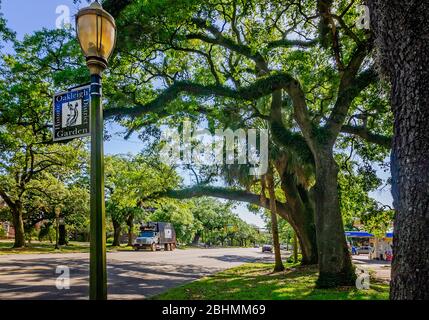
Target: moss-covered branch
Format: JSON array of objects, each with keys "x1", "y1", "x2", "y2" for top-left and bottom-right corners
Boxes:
[
  {"x1": 165, "y1": 185, "x2": 292, "y2": 222},
  {"x1": 317, "y1": 0, "x2": 334, "y2": 48},
  {"x1": 104, "y1": 73, "x2": 296, "y2": 119},
  {"x1": 188, "y1": 18, "x2": 268, "y2": 72},
  {"x1": 269, "y1": 91, "x2": 314, "y2": 165},
  {"x1": 341, "y1": 124, "x2": 392, "y2": 148},
  {"x1": 267, "y1": 38, "x2": 319, "y2": 50},
  {"x1": 325, "y1": 63, "x2": 378, "y2": 141}
]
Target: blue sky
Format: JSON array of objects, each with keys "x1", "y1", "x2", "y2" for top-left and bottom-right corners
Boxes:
[{"x1": 1, "y1": 1, "x2": 393, "y2": 228}]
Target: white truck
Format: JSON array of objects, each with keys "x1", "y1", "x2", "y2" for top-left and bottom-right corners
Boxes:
[{"x1": 133, "y1": 222, "x2": 177, "y2": 251}]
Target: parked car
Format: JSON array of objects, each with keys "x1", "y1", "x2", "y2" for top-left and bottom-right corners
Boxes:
[
  {"x1": 133, "y1": 222, "x2": 176, "y2": 251},
  {"x1": 254, "y1": 244, "x2": 260, "y2": 248},
  {"x1": 358, "y1": 246, "x2": 371, "y2": 254},
  {"x1": 262, "y1": 244, "x2": 273, "y2": 253}
]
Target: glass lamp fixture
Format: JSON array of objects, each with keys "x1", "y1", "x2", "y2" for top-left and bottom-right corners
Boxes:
[{"x1": 76, "y1": 0, "x2": 116, "y2": 75}]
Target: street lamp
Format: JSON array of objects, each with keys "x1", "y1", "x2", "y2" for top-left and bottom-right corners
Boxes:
[
  {"x1": 76, "y1": 0, "x2": 116, "y2": 301},
  {"x1": 76, "y1": 0, "x2": 116, "y2": 75}
]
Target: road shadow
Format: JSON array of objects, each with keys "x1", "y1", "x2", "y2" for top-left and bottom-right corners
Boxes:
[{"x1": 0, "y1": 256, "x2": 225, "y2": 300}]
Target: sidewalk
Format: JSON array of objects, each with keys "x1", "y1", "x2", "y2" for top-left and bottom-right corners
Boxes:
[{"x1": 353, "y1": 255, "x2": 391, "y2": 283}]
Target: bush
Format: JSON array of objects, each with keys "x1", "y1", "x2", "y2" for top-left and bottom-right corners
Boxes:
[
  {"x1": 287, "y1": 254, "x2": 302, "y2": 263},
  {"x1": 38, "y1": 224, "x2": 55, "y2": 242},
  {"x1": 0, "y1": 225, "x2": 6, "y2": 238},
  {"x1": 25, "y1": 228, "x2": 39, "y2": 242}
]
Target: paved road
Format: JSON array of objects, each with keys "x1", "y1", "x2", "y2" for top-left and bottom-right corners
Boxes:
[
  {"x1": 0, "y1": 248, "x2": 274, "y2": 300},
  {"x1": 353, "y1": 255, "x2": 391, "y2": 282}
]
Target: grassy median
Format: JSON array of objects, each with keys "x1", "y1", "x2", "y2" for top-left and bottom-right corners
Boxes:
[
  {"x1": 0, "y1": 240, "x2": 141, "y2": 255},
  {"x1": 0, "y1": 240, "x2": 91, "y2": 254},
  {"x1": 153, "y1": 262, "x2": 389, "y2": 300}
]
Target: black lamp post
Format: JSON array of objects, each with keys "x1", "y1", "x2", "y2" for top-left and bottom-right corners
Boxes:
[{"x1": 76, "y1": 0, "x2": 116, "y2": 301}]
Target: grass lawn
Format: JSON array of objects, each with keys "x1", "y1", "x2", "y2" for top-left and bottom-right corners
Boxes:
[
  {"x1": 0, "y1": 240, "x2": 141, "y2": 254},
  {"x1": 0, "y1": 240, "x2": 90, "y2": 255},
  {"x1": 153, "y1": 262, "x2": 389, "y2": 300},
  {"x1": 0, "y1": 239, "x2": 196, "y2": 254}
]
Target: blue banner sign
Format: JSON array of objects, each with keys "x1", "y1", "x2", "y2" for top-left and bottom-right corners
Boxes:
[{"x1": 53, "y1": 85, "x2": 91, "y2": 141}]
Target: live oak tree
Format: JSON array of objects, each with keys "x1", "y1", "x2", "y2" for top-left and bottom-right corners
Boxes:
[
  {"x1": 186, "y1": 197, "x2": 237, "y2": 246},
  {"x1": 368, "y1": 0, "x2": 429, "y2": 299},
  {"x1": 147, "y1": 195, "x2": 260, "y2": 245},
  {"x1": 105, "y1": 154, "x2": 179, "y2": 246},
  {"x1": 0, "y1": 0, "x2": 394, "y2": 287},
  {"x1": 0, "y1": 124, "x2": 85, "y2": 247},
  {"x1": 192, "y1": 198, "x2": 262, "y2": 247},
  {"x1": 104, "y1": 152, "x2": 261, "y2": 246},
  {"x1": 0, "y1": 29, "x2": 87, "y2": 247},
  {"x1": 149, "y1": 200, "x2": 196, "y2": 244},
  {"x1": 166, "y1": 163, "x2": 318, "y2": 265},
  {"x1": 103, "y1": 0, "x2": 321, "y2": 268},
  {"x1": 105, "y1": 155, "x2": 143, "y2": 246},
  {"x1": 21, "y1": 175, "x2": 90, "y2": 246},
  {"x1": 102, "y1": 0, "x2": 393, "y2": 286},
  {"x1": 56, "y1": 185, "x2": 90, "y2": 245}
]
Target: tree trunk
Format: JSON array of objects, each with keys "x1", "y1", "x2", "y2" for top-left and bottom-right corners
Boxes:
[
  {"x1": 313, "y1": 150, "x2": 355, "y2": 287},
  {"x1": 126, "y1": 213, "x2": 134, "y2": 246},
  {"x1": 269, "y1": 89, "x2": 318, "y2": 265},
  {"x1": 12, "y1": 206, "x2": 25, "y2": 248},
  {"x1": 270, "y1": 211, "x2": 284, "y2": 271},
  {"x1": 293, "y1": 232, "x2": 298, "y2": 263},
  {"x1": 368, "y1": 0, "x2": 429, "y2": 300},
  {"x1": 112, "y1": 219, "x2": 121, "y2": 247},
  {"x1": 58, "y1": 224, "x2": 68, "y2": 246},
  {"x1": 192, "y1": 233, "x2": 201, "y2": 245},
  {"x1": 264, "y1": 173, "x2": 285, "y2": 272},
  {"x1": 276, "y1": 162, "x2": 318, "y2": 265}
]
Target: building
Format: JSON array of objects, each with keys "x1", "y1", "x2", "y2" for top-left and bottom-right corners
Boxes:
[
  {"x1": 0, "y1": 197, "x2": 15, "y2": 239},
  {"x1": 1, "y1": 222, "x2": 15, "y2": 239},
  {"x1": 345, "y1": 231, "x2": 393, "y2": 261}
]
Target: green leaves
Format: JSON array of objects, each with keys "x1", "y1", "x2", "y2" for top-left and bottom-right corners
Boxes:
[
  {"x1": 337, "y1": 153, "x2": 392, "y2": 235},
  {"x1": 105, "y1": 154, "x2": 180, "y2": 227},
  {"x1": 0, "y1": 1, "x2": 15, "y2": 51},
  {"x1": 149, "y1": 197, "x2": 260, "y2": 245},
  {"x1": 0, "y1": 25, "x2": 91, "y2": 237}
]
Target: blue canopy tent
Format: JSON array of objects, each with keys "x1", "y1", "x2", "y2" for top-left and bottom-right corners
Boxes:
[
  {"x1": 345, "y1": 231, "x2": 393, "y2": 238},
  {"x1": 345, "y1": 231, "x2": 374, "y2": 238}
]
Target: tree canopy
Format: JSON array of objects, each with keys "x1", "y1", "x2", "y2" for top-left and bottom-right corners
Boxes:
[{"x1": 0, "y1": 0, "x2": 396, "y2": 289}]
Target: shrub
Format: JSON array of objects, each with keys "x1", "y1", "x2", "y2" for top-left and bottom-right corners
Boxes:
[{"x1": 0, "y1": 225, "x2": 6, "y2": 238}]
